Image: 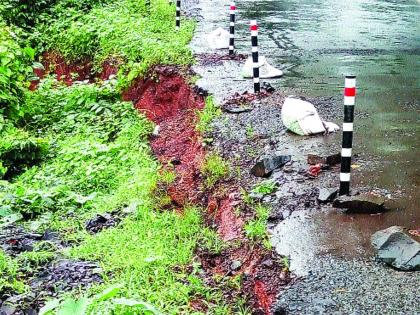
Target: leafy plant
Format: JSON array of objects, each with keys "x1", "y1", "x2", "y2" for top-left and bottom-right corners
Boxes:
[
  {"x1": 0, "y1": 125, "x2": 49, "y2": 179},
  {"x1": 245, "y1": 204, "x2": 270, "y2": 243},
  {"x1": 251, "y1": 180, "x2": 277, "y2": 195},
  {"x1": 0, "y1": 250, "x2": 27, "y2": 294},
  {"x1": 0, "y1": 24, "x2": 36, "y2": 121},
  {"x1": 200, "y1": 153, "x2": 229, "y2": 188}
]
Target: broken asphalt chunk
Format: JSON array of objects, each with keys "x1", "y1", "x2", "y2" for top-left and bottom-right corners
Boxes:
[{"x1": 251, "y1": 155, "x2": 292, "y2": 177}]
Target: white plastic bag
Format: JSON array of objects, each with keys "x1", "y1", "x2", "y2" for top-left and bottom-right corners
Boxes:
[
  {"x1": 281, "y1": 97, "x2": 339, "y2": 135},
  {"x1": 241, "y1": 56, "x2": 283, "y2": 79},
  {"x1": 205, "y1": 27, "x2": 230, "y2": 49}
]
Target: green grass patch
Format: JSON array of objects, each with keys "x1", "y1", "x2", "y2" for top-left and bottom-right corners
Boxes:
[
  {"x1": 244, "y1": 204, "x2": 271, "y2": 248},
  {"x1": 0, "y1": 250, "x2": 27, "y2": 294},
  {"x1": 196, "y1": 96, "x2": 221, "y2": 134},
  {"x1": 200, "y1": 153, "x2": 229, "y2": 188}
]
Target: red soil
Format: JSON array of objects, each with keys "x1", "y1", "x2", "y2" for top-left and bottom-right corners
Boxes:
[
  {"x1": 30, "y1": 52, "x2": 118, "y2": 90},
  {"x1": 124, "y1": 65, "x2": 289, "y2": 314}
]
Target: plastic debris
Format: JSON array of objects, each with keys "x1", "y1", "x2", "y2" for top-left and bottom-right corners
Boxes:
[
  {"x1": 241, "y1": 56, "x2": 283, "y2": 79},
  {"x1": 205, "y1": 27, "x2": 230, "y2": 49},
  {"x1": 281, "y1": 97, "x2": 340, "y2": 136}
]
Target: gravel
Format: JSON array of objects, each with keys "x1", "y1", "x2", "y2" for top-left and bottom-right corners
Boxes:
[{"x1": 273, "y1": 257, "x2": 420, "y2": 315}]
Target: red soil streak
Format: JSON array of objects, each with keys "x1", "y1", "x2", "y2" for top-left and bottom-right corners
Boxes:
[
  {"x1": 124, "y1": 66, "x2": 206, "y2": 205},
  {"x1": 254, "y1": 281, "x2": 273, "y2": 314},
  {"x1": 30, "y1": 52, "x2": 118, "y2": 89},
  {"x1": 214, "y1": 194, "x2": 244, "y2": 241}
]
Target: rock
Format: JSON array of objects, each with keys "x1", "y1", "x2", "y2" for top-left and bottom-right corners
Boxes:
[
  {"x1": 251, "y1": 155, "x2": 292, "y2": 177},
  {"x1": 152, "y1": 125, "x2": 160, "y2": 136},
  {"x1": 371, "y1": 226, "x2": 420, "y2": 271},
  {"x1": 307, "y1": 153, "x2": 341, "y2": 166},
  {"x1": 333, "y1": 193, "x2": 389, "y2": 214},
  {"x1": 261, "y1": 82, "x2": 275, "y2": 93},
  {"x1": 230, "y1": 260, "x2": 242, "y2": 271},
  {"x1": 318, "y1": 188, "x2": 338, "y2": 203},
  {"x1": 225, "y1": 106, "x2": 253, "y2": 114}
]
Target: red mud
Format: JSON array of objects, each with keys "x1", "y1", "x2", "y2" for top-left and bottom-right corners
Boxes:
[
  {"x1": 30, "y1": 52, "x2": 118, "y2": 89},
  {"x1": 124, "y1": 65, "x2": 289, "y2": 314}
]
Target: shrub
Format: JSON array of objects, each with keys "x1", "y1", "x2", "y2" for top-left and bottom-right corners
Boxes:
[
  {"x1": 0, "y1": 24, "x2": 35, "y2": 121},
  {"x1": 0, "y1": 125, "x2": 49, "y2": 179}
]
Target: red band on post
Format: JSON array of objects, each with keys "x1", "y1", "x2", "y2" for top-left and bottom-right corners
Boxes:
[
  {"x1": 230, "y1": 5, "x2": 236, "y2": 10},
  {"x1": 344, "y1": 87, "x2": 356, "y2": 97},
  {"x1": 250, "y1": 24, "x2": 258, "y2": 31}
]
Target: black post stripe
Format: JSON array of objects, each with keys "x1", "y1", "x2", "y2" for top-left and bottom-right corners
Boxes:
[
  {"x1": 253, "y1": 68, "x2": 259, "y2": 77},
  {"x1": 344, "y1": 106, "x2": 354, "y2": 122},
  {"x1": 340, "y1": 183, "x2": 350, "y2": 195},
  {"x1": 340, "y1": 157, "x2": 351, "y2": 172},
  {"x1": 252, "y1": 51, "x2": 258, "y2": 62},
  {"x1": 342, "y1": 132, "x2": 353, "y2": 148},
  {"x1": 251, "y1": 36, "x2": 258, "y2": 47}
]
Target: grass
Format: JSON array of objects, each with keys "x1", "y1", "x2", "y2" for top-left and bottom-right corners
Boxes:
[
  {"x1": 0, "y1": 250, "x2": 27, "y2": 294},
  {"x1": 196, "y1": 96, "x2": 222, "y2": 134},
  {"x1": 200, "y1": 152, "x2": 229, "y2": 188},
  {"x1": 251, "y1": 180, "x2": 277, "y2": 195},
  {"x1": 244, "y1": 203, "x2": 271, "y2": 248}
]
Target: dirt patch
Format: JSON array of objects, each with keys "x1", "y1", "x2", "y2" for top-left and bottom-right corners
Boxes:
[
  {"x1": 0, "y1": 225, "x2": 102, "y2": 314},
  {"x1": 196, "y1": 52, "x2": 247, "y2": 66},
  {"x1": 30, "y1": 52, "x2": 119, "y2": 89},
  {"x1": 123, "y1": 65, "x2": 291, "y2": 313}
]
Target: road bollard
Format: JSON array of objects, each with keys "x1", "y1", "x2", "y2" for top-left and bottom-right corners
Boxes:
[
  {"x1": 176, "y1": 0, "x2": 181, "y2": 30},
  {"x1": 250, "y1": 20, "x2": 260, "y2": 93},
  {"x1": 229, "y1": 2, "x2": 236, "y2": 55},
  {"x1": 339, "y1": 75, "x2": 357, "y2": 195}
]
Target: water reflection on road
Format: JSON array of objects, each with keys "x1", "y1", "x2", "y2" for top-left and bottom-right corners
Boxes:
[{"x1": 234, "y1": 0, "x2": 419, "y2": 273}]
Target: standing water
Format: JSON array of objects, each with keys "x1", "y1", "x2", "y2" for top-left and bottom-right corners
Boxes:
[{"x1": 235, "y1": 0, "x2": 420, "y2": 273}]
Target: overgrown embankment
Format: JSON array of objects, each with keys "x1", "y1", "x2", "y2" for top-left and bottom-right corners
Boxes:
[{"x1": 0, "y1": 0, "x2": 289, "y2": 314}]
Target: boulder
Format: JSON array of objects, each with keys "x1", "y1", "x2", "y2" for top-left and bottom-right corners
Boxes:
[
  {"x1": 318, "y1": 188, "x2": 338, "y2": 203},
  {"x1": 333, "y1": 193, "x2": 389, "y2": 214},
  {"x1": 251, "y1": 155, "x2": 291, "y2": 177},
  {"x1": 371, "y1": 226, "x2": 420, "y2": 271},
  {"x1": 308, "y1": 153, "x2": 341, "y2": 166}
]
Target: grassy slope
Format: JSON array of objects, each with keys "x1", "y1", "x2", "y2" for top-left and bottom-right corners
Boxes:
[{"x1": 0, "y1": 0, "x2": 236, "y2": 314}]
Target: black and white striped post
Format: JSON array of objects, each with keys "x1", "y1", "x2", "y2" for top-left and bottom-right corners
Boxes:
[
  {"x1": 176, "y1": 0, "x2": 181, "y2": 30},
  {"x1": 229, "y1": 2, "x2": 236, "y2": 55},
  {"x1": 339, "y1": 75, "x2": 357, "y2": 195},
  {"x1": 250, "y1": 20, "x2": 260, "y2": 93}
]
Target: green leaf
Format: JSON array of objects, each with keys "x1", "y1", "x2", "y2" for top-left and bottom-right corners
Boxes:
[
  {"x1": 57, "y1": 297, "x2": 90, "y2": 315},
  {"x1": 113, "y1": 298, "x2": 163, "y2": 315},
  {"x1": 23, "y1": 47, "x2": 35, "y2": 60},
  {"x1": 93, "y1": 285, "x2": 121, "y2": 302},
  {"x1": 39, "y1": 299, "x2": 61, "y2": 315}
]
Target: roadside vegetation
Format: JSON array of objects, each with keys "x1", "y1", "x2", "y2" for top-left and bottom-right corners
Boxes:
[{"x1": 0, "y1": 0, "x2": 233, "y2": 313}]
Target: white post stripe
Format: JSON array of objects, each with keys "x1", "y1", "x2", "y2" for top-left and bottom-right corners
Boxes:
[
  {"x1": 251, "y1": 30, "x2": 258, "y2": 36},
  {"x1": 230, "y1": 21, "x2": 234, "y2": 26},
  {"x1": 344, "y1": 96, "x2": 355, "y2": 105},
  {"x1": 345, "y1": 78, "x2": 356, "y2": 88},
  {"x1": 341, "y1": 148, "x2": 352, "y2": 157},
  {"x1": 342, "y1": 123, "x2": 353, "y2": 132},
  {"x1": 340, "y1": 173, "x2": 351, "y2": 182},
  {"x1": 253, "y1": 77, "x2": 260, "y2": 83},
  {"x1": 252, "y1": 62, "x2": 259, "y2": 68},
  {"x1": 251, "y1": 46, "x2": 258, "y2": 52}
]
